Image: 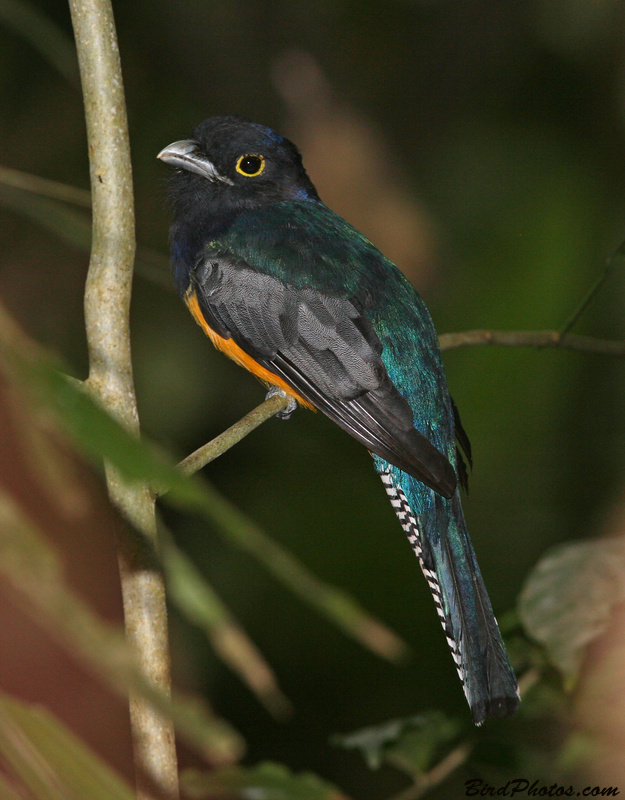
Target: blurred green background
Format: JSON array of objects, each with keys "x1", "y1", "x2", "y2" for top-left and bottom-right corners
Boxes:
[{"x1": 2, "y1": 0, "x2": 625, "y2": 797}]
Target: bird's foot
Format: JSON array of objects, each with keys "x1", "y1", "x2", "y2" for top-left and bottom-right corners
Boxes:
[{"x1": 266, "y1": 386, "x2": 297, "y2": 420}]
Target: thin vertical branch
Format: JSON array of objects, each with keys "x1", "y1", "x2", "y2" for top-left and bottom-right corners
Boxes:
[{"x1": 67, "y1": 1, "x2": 178, "y2": 798}]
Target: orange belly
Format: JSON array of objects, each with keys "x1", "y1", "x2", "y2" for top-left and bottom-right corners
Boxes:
[{"x1": 185, "y1": 289, "x2": 313, "y2": 409}]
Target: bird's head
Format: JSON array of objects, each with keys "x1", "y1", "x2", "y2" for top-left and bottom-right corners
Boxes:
[{"x1": 158, "y1": 115, "x2": 320, "y2": 219}]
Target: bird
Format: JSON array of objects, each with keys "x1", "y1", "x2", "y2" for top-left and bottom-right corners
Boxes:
[{"x1": 158, "y1": 115, "x2": 520, "y2": 724}]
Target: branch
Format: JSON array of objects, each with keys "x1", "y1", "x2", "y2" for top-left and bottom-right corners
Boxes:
[
  {"x1": 67, "y1": 1, "x2": 178, "y2": 798},
  {"x1": 439, "y1": 329, "x2": 625, "y2": 357},
  {"x1": 386, "y1": 741, "x2": 474, "y2": 800},
  {"x1": 560, "y1": 237, "x2": 625, "y2": 335},
  {"x1": 177, "y1": 393, "x2": 289, "y2": 478},
  {"x1": 172, "y1": 327, "x2": 624, "y2": 487}
]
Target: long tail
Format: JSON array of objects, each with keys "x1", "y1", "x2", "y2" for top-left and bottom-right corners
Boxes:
[{"x1": 378, "y1": 467, "x2": 520, "y2": 725}]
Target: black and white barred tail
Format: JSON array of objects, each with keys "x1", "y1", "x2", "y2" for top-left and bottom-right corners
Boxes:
[{"x1": 379, "y1": 468, "x2": 520, "y2": 725}]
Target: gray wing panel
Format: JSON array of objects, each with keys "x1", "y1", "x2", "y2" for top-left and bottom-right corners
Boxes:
[{"x1": 192, "y1": 256, "x2": 457, "y2": 497}]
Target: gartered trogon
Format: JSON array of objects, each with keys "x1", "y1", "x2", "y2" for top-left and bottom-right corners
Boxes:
[{"x1": 158, "y1": 115, "x2": 520, "y2": 724}]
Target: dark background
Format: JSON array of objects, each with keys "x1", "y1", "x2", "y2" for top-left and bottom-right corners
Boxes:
[{"x1": 1, "y1": 1, "x2": 625, "y2": 797}]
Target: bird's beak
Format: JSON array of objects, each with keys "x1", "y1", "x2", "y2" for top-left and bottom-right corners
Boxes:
[{"x1": 157, "y1": 139, "x2": 233, "y2": 185}]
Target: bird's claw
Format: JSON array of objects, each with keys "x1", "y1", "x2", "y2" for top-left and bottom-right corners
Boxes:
[{"x1": 266, "y1": 386, "x2": 297, "y2": 420}]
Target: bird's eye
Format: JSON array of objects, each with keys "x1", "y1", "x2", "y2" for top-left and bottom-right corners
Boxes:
[{"x1": 236, "y1": 154, "x2": 265, "y2": 177}]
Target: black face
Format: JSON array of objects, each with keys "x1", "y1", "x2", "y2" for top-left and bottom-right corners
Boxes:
[{"x1": 159, "y1": 115, "x2": 320, "y2": 219}]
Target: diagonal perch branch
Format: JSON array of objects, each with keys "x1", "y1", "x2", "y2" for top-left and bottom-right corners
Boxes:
[{"x1": 177, "y1": 392, "x2": 289, "y2": 477}]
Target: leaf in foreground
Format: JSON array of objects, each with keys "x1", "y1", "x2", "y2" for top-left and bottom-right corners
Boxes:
[
  {"x1": 0, "y1": 303, "x2": 407, "y2": 663},
  {"x1": 0, "y1": 489, "x2": 243, "y2": 765},
  {"x1": 181, "y1": 761, "x2": 350, "y2": 800},
  {"x1": 518, "y1": 537, "x2": 625, "y2": 680},
  {"x1": 0, "y1": 691, "x2": 133, "y2": 800},
  {"x1": 161, "y1": 529, "x2": 291, "y2": 718},
  {"x1": 332, "y1": 711, "x2": 461, "y2": 774}
]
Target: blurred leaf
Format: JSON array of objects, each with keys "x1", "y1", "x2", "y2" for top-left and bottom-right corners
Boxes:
[
  {"x1": 0, "y1": 165, "x2": 91, "y2": 206},
  {"x1": 43, "y1": 372, "x2": 196, "y2": 501},
  {"x1": 0, "y1": 691, "x2": 133, "y2": 800},
  {"x1": 0, "y1": 182, "x2": 92, "y2": 251},
  {"x1": 518, "y1": 538, "x2": 625, "y2": 679},
  {"x1": 51, "y1": 377, "x2": 405, "y2": 662},
  {"x1": 181, "y1": 762, "x2": 350, "y2": 800},
  {"x1": 0, "y1": 489, "x2": 243, "y2": 765},
  {"x1": 0, "y1": 301, "x2": 407, "y2": 663},
  {"x1": 186, "y1": 474, "x2": 408, "y2": 663},
  {"x1": 556, "y1": 730, "x2": 597, "y2": 774},
  {"x1": 515, "y1": 678, "x2": 569, "y2": 722},
  {"x1": 0, "y1": 167, "x2": 172, "y2": 288},
  {"x1": 0, "y1": 0, "x2": 79, "y2": 86},
  {"x1": 161, "y1": 529, "x2": 292, "y2": 718},
  {"x1": 331, "y1": 711, "x2": 461, "y2": 773},
  {"x1": 0, "y1": 772, "x2": 24, "y2": 800},
  {"x1": 0, "y1": 312, "x2": 203, "y2": 508},
  {"x1": 2, "y1": 379, "x2": 92, "y2": 519}
]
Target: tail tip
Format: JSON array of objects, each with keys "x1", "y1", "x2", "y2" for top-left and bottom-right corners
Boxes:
[{"x1": 471, "y1": 693, "x2": 521, "y2": 726}]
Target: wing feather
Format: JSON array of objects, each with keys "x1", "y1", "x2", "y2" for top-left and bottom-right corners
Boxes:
[{"x1": 192, "y1": 256, "x2": 457, "y2": 498}]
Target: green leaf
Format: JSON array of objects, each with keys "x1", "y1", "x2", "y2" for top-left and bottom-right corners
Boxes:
[
  {"x1": 331, "y1": 711, "x2": 461, "y2": 773},
  {"x1": 31, "y1": 370, "x2": 405, "y2": 665},
  {"x1": 518, "y1": 538, "x2": 625, "y2": 679},
  {"x1": 180, "y1": 475, "x2": 408, "y2": 663},
  {"x1": 0, "y1": 336, "x2": 203, "y2": 508},
  {"x1": 556, "y1": 731, "x2": 597, "y2": 774},
  {"x1": 181, "y1": 761, "x2": 350, "y2": 800},
  {"x1": 0, "y1": 691, "x2": 133, "y2": 800}
]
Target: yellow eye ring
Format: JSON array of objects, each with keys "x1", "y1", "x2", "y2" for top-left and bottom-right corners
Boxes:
[{"x1": 236, "y1": 154, "x2": 265, "y2": 177}]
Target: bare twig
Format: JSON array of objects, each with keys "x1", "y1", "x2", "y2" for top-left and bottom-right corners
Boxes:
[
  {"x1": 177, "y1": 393, "x2": 289, "y2": 477},
  {"x1": 439, "y1": 329, "x2": 625, "y2": 357},
  {"x1": 559, "y1": 237, "x2": 625, "y2": 335},
  {"x1": 67, "y1": 0, "x2": 178, "y2": 798},
  {"x1": 386, "y1": 741, "x2": 474, "y2": 800}
]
